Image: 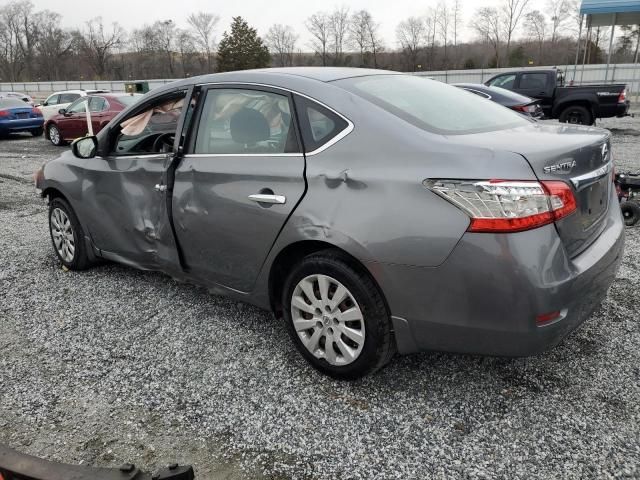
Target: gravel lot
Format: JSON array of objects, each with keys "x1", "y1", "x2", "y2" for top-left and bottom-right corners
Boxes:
[{"x1": 1, "y1": 117, "x2": 639, "y2": 480}]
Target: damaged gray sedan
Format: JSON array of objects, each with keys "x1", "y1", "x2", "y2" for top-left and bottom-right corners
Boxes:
[{"x1": 35, "y1": 68, "x2": 624, "y2": 379}]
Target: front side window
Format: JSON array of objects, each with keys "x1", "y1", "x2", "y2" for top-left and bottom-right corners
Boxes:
[
  {"x1": 112, "y1": 92, "x2": 186, "y2": 155},
  {"x1": 336, "y1": 75, "x2": 528, "y2": 135},
  {"x1": 488, "y1": 74, "x2": 516, "y2": 89},
  {"x1": 46, "y1": 94, "x2": 59, "y2": 106},
  {"x1": 66, "y1": 98, "x2": 88, "y2": 114},
  {"x1": 194, "y1": 88, "x2": 297, "y2": 155}
]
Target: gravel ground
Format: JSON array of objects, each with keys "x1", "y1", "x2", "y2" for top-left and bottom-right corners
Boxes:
[{"x1": 1, "y1": 118, "x2": 639, "y2": 480}]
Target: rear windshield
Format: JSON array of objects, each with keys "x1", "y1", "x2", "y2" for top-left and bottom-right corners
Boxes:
[
  {"x1": 115, "y1": 94, "x2": 143, "y2": 106},
  {"x1": 0, "y1": 98, "x2": 27, "y2": 108},
  {"x1": 335, "y1": 75, "x2": 528, "y2": 135}
]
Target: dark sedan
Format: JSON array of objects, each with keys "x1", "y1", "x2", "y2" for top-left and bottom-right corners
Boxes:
[
  {"x1": 0, "y1": 97, "x2": 44, "y2": 137},
  {"x1": 455, "y1": 83, "x2": 544, "y2": 119},
  {"x1": 44, "y1": 93, "x2": 142, "y2": 146}
]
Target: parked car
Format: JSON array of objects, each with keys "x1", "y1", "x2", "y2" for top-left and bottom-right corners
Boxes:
[
  {"x1": 35, "y1": 68, "x2": 624, "y2": 379},
  {"x1": 454, "y1": 83, "x2": 544, "y2": 118},
  {"x1": 485, "y1": 68, "x2": 630, "y2": 125},
  {"x1": 44, "y1": 93, "x2": 142, "y2": 146},
  {"x1": 0, "y1": 97, "x2": 44, "y2": 137},
  {"x1": 38, "y1": 89, "x2": 110, "y2": 121},
  {"x1": 0, "y1": 91, "x2": 34, "y2": 106}
]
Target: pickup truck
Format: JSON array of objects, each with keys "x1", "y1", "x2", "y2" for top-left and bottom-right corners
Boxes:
[{"x1": 485, "y1": 69, "x2": 630, "y2": 125}]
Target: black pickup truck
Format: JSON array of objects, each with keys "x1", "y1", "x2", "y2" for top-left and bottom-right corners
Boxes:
[{"x1": 485, "y1": 69, "x2": 630, "y2": 125}]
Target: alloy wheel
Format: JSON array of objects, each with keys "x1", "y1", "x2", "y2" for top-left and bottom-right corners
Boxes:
[
  {"x1": 290, "y1": 274, "x2": 365, "y2": 366},
  {"x1": 50, "y1": 207, "x2": 75, "y2": 262},
  {"x1": 49, "y1": 125, "x2": 60, "y2": 145}
]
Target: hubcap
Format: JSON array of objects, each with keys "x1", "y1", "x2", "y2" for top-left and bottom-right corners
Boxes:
[
  {"x1": 290, "y1": 274, "x2": 365, "y2": 366},
  {"x1": 50, "y1": 207, "x2": 75, "y2": 263},
  {"x1": 50, "y1": 126, "x2": 60, "y2": 144}
]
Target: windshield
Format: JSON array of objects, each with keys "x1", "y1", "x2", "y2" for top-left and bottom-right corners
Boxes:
[
  {"x1": 335, "y1": 75, "x2": 529, "y2": 135},
  {"x1": 0, "y1": 98, "x2": 28, "y2": 108}
]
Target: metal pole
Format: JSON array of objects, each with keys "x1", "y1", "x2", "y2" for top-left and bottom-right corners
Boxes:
[
  {"x1": 573, "y1": 14, "x2": 584, "y2": 83},
  {"x1": 605, "y1": 13, "x2": 617, "y2": 82},
  {"x1": 580, "y1": 17, "x2": 592, "y2": 84},
  {"x1": 633, "y1": 28, "x2": 640, "y2": 103}
]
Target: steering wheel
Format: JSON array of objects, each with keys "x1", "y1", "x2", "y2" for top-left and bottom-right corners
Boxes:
[{"x1": 152, "y1": 132, "x2": 174, "y2": 153}]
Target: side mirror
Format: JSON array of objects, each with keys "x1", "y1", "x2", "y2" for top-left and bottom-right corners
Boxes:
[
  {"x1": 71, "y1": 136, "x2": 98, "y2": 159},
  {"x1": 42, "y1": 101, "x2": 48, "y2": 106},
  {"x1": 58, "y1": 108, "x2": 67, "y2": 115}
]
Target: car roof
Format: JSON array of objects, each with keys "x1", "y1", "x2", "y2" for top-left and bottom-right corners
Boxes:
[{"x1": 50, "y1": 89, "x2": 109, "y2": 96}]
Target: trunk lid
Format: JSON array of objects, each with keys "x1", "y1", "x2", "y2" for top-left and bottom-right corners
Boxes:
[{"x1": 452, "y1": 122, "x2": 612, "y2": 257}]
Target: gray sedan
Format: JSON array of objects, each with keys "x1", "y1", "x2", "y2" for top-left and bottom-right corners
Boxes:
[{"x1": 35, "y1": 68, "x2": 625, "y2": 379}]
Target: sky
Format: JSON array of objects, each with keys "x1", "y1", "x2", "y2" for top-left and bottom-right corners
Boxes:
[{"x1": 13, "y1": 0, "x2": 538, "y2": 48}]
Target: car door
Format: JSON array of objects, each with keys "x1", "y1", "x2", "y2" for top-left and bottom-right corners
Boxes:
[
  {"x1": 79, "y1": 90, "x2": 190, "y2": 270},
  {"x1": 171, "y1": 85, "x2": 306, "y2": 292},
  {"x1": 40, "y1": 94, "x2": 59, "y2": 120},
  {"x1": 486, "y1": 73, "x2": 517, "y2": 91},
  {"x1": 514, "y1": 72, "x2": 553, "y2": 112},
  {"x1": 57, "y1": 98, "x2": 89, "y2": 140},
  {"x1": 88, "y1": 96, "x2": 109, "y2": 133}
]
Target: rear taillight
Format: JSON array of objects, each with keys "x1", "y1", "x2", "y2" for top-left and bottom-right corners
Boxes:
[
  {"x1": 424, "y1": 179, "x2": 577, "y2": 233},
  {"x1": 0, "y1": 110, "x2": 8, "y2": 117},
  {"x1": 618, "y1": 89, "x2": 627, "y2": 103},
  {"x1": 512, "y1": 104, "x2": 537, "y2": 113},
  {"x1": 31, "y1": 107, "x2": 42, "y2": 116}
]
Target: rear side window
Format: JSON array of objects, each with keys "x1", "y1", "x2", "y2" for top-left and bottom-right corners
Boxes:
[
  {"x1": 59, "y1": 93, "x2": 80, "y2": 103},
  {"x1": 488, "y1": 74, "x2": 516, "y2": 89},
  {"x1": 519, "y1": 73, "x2": 547, "y2": 90},
  {"x1": 294, "y1": 96, "x2": 349, "y2": 153},
  {"x1": 336, "y1": 75, "x2": 527, "y2": 135}
]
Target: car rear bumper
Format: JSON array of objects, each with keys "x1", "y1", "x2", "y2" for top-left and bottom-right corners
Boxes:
[
  {"x1": 0, "y1": 118, "x2": 44, "y2": 133},
  {"x1": 372, "y1": 188, "x2": 625, "y2": 356}
]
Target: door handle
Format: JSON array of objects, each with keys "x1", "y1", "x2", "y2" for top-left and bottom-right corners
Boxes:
[
  {"x1": 154, "y1": 184, "x2": 167, "y2": 192},
  {"x1": 248, "y1": 193, "x2": 286, "y2": 204}
]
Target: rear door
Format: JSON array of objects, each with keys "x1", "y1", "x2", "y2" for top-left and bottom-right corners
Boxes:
[
  {"x1": 515, "y1": 72, "x2": 554, "y2": 113},
  {"x1": 172, "y1": 84, "x2": 306, "y2": 292}
]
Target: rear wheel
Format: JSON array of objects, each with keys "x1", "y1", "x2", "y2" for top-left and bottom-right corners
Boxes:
[
  {"x1": 282, "y1": 251, "x2": 395, "y2": 379},
  {"x1": 621, "y1": 200, "x2": 640, "y2": 226},
  {"x1": 559, "y1": 105, "x2": 592, "y2": 125},
  {"x1": 31, "y1": 127, "x2": 43, "y2": 137},
  {"x1": 48, "y1": 197, "x2": 93, "y2": 270},
  {"x1": 47, "y1": 124, "x2": 65, "y2": 146}
]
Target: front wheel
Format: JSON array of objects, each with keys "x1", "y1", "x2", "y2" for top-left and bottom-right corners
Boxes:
[
  {"x1": 282, "y1": 251, "x2": 395, "y2": 379},
  {"x1": 47, "y1": 124, "x2": 65, "y2": 146},
  {"x1": 559, "y1": 105, "x2": 593, "y2": 125},
  {"x1": 621, "y1": 200, "x2": 640, "y2": 226},
  {"x1": 49, "y1": 197, "x2": 93, "y2": 270}
]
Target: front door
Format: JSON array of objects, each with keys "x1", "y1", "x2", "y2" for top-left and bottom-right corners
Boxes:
[
  {"x1": 57, "y1": 98, "x2": 89, "y2": 140},
  {"x1": 80, "y1": 90, "x2": 188, "y2": 269},
  {"x1": 172, "y1": 85, "x2": 306, "y2": 292}
]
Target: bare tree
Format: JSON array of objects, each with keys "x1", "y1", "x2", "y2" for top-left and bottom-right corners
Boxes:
[
  {"x1": 265, "y1": 24, "x2": 298, "y2": 67},
  {"x1": 436, "y1": 1, "x2": 451, "y2": 68},
  {"x1": 176, "y1": 29, "x2": 196, "y2": 77},
  {"x1": 0, "y1": 1, "x2": 26, "y2": 81},
  {"x1": 307, "y1": 12, "x2": 331, "y2": 66},
  {"x1": 363, "y1": 12, "x2": 383, "y2": 68},
  {"x1": 37, "y1": 10, "x2": 73, "y2": 80},
  {"x1": 502, "y1": 0, "x2": 531, "y2": 65},
  {"x1": 471, "y1": 7, "x2": 502, "y2": 67},
  {"x1": 77, "y1": 17, "x2": 125, "y2": 79},
  {"x1": 425, "y1": 7, "x2": 438, "y2": 69},
  {"x1": 396, "y1": 17, "x2": 425, "y2": 71},
  {"x1": 187, "y1": 12, "x2": 219, "y2": 72},
  {"x1": 548, "y1": 0, "x2": 577, "y2": 44},
  {"x1": 452, "y1": 0, "x2": 463, "y2": 47},
  {"x1": 329, "y1": 6, "x2": 349, "y2": 66},
  {"x1": 349, "y1": 10, "x2": 370, "y2": 66},
  {"x1": 525, "y1": 10, "x2": 547, "y2": 63},
  {"x1": 154, "y1": 20, "x2": 176, "y2": 77}
]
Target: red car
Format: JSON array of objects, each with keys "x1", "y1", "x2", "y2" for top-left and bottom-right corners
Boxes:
[{"x1": 44, "y1": 93, "x2": 142, "y2": 146}]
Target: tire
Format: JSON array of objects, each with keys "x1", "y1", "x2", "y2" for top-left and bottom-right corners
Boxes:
[
  {"x1": 47, "y1": 124, "x2": 65, "y2": 146},
  {"x1": 559, "y1": 105, "x2": 593, "y2": 125},
  {"x1": 282, "y1": 250, "x2": 395, "y2": 379},
  {"x1": 621, "y1": 200, "x2": 640, "y2": 227},
  {"x1": 31, "y1": 127, "x2": 44, "y2": 137},
  {"x1": 48, "y1": 197, "x2": 93, "y2": 270}
]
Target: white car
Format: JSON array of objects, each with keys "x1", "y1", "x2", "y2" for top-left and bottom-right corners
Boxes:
[
  {"x1": 0, "y1": 91, "x2": 34, "y2": 106},
  {"x1": 38, "y1": 89, "x2": 109, "y2": 121}
]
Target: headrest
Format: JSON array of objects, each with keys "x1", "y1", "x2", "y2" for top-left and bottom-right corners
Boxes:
[{"x1": 230, "y1": 108, "x2": 270, "y2": 145}]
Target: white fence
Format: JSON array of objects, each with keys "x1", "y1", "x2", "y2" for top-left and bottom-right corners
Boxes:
[{"x1": 2, "y1": 63, "x2": 640, "y2": 100}]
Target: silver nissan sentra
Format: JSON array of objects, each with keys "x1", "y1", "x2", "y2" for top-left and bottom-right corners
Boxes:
[{"x1": 35, "y1": 68, "x2": 625, "y2": 379}]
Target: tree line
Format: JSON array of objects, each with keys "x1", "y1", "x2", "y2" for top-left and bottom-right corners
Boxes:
[{"x1": 1, "y1": 0, "x2": 639, "y2": 82}]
